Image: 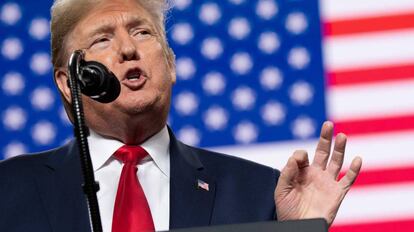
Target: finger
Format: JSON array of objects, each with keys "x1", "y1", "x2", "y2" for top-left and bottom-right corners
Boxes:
[
  {"x1": 312, "y1": 121, "x2": 334, "y2": 169},
  {"x1": 327, "y1": 133, "x2": 347, "y2": 179},
  {"x1": 279, "y1": 150, "x2": 309, "y2": 185},
  {"x1": 339, "y1": 156, "x2": 363, "y2": 189}
]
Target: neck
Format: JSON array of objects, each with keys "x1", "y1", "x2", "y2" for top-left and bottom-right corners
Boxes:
[{"x1": 87, "y1": 111, "x2": 167, "y2": 145}]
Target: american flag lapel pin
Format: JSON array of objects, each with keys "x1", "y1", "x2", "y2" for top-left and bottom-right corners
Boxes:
[{"x1": 197, "y1": 179, "x2": 209, "y2": 191}]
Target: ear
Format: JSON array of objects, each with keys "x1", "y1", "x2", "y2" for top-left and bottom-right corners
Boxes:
[
  {"x1": 167, "y1": 47, "x2": 176, "y2": 84},
  {"x1": 54, "y1": 68, "x2": 72, "y2": 104}
]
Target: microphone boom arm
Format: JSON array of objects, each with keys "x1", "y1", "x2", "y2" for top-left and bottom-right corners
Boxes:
[{"x1": 68, "y1": 50, "x2": 103, "y2": 232}]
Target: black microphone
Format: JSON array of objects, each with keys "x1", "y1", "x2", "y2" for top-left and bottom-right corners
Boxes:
[{"x1": 68, "y1": 50, "x2": 121, "y2": 103}]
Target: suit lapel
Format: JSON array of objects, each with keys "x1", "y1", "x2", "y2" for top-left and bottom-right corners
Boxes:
[
  {"x1": 34, "y1": 140, "x2": 91, "y2": 232},
  {"x1": 34, "y1": 130, "x2": 216, "y2": 231},
  {"x1": 169, "y1": 130, "x2": 216, "y2": 229}
]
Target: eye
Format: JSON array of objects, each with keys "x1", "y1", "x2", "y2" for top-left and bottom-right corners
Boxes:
[
  {"x1": 92, "y1": 37, "x2": 109, "y2": 45},
  {"x1": 133, "y1": 29, "x2": 152, "y2": 39},
  {"x1": 90, "y1": 36, "x2": 111, "y2": 50},
  {"x1": 138, "y1": 30, "x2": 150, "y2": 35}
]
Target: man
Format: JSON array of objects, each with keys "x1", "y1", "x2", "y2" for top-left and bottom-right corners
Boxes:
[{"x1": 0, "y1": 0, "x2": 362, "y2": 231}]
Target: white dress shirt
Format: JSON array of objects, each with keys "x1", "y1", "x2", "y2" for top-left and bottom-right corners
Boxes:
[{"x1": 88, "y1": 126, "x2": 170, "y2": 232}]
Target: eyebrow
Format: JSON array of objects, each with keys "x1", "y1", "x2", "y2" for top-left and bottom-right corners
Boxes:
[
  {"x1": 124, "y1": 15, "x2": 154, "y2": 30},
  {"x1": 86, "y1": 24, "x2": 115, "y2": 38},
  {"x1": 85, "y1": 15, "x2": 155, "y2": 38}
]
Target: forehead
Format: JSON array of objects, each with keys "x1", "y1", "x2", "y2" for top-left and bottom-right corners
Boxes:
[{"x1": 75, "y1": 0, "x2": 154, "y2": 30}]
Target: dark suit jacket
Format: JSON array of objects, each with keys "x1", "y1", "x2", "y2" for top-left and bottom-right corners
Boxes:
[{"x1": 0, "y1": 131, "x2": 279, "y2": 231}]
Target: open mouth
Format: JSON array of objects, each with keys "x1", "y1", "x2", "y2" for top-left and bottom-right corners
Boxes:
[
  {"x1": 125, "y1": 68, "x2": 142, "y2": 81},
  {"x1": 122, "y1": 67, "x2": 147, "y2": 90}
]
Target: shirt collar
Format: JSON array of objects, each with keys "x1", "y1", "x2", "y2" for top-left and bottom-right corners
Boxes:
[{"x1": 88, "y1": 126, "x2": 170, "y2": 177}]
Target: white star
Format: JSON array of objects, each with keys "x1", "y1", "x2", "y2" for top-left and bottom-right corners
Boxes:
[
  {"x1": 174, "y1": 0, "x2": 192, "y2": 10},
  {"x1": 202, "y1": 72, "x2": 226, "y2": 95},
  {"x1": 31, "y1": 121, "x2": 56, "y2": 145},
  {"x1": 30, "y1": 52, "x2": 52, "y2": 75},
  {"x1": 233, "y1": 121, "x2": 258, "y2": 144},
  {"x1": 177, "y1": 126, "x2": 201, "y2": 146},
  {"x1": 258, "y1": 31, "x2": 280, "y2": 54},
  {"x1": 288, "y1": 47, "x2": 310, "y2": 70},
  {"x1": 289, "y1": 81, "x2": 314, "y2": 105},
  {"x1": 230, "y1": 52, "x2": 253, "y2": 75},
  {"x1": 199, "y1": 2, "x2": 221, "y2": 25},
  {"x1": 31, "y1": 87, "x2": 55, "y2": 110},
  {"x1": 292, "y1": 116, "x2": 316, "y2": 139},
  {"x1": 286, "y1": 12, "x2": 308, "y2": 35},
  {"x1": 228, "y1": 0, "x2": 245, "y2": 5},
  {"x1": 228, "y1": 17, "x2": 250, "y2": 40},
  {"x1": 231, "y1": 86, "x2": 256, "y2": 111},
  {"x1": 2, "y1": 106, "x2": 27, "y2": 131},
  {"x1": 29, "y1": 18, "x2": 50, "y2": 40},
  {"x1": 176, "y1": 57, "x2": 196, "y2": 80},
  {"x1": 1, "y1": 37, "x2": 23, "y2": 60},
  {"x1": 2, "y1": 72, "x2": 25, "y2": 95},
  {"x1": 0, "y1": 3, "x2": 21, "y2": 25},
  {"x1": 260, "y1": 67, "x2": 283, "y2": 90},
  {"x1": 4, "y1": 141, "x2": 27, "y2": 159},
  {"x1": 174, "y1": 91, "x2": 199, "y2": 115},
  {"x1": 171, "y1": 23, "x2": 193, "y2": 45},
  {"x1": 261, "y1": 101, "x2": 286, "y2": 125},
  {"x1": 201, "y1": 37, "x2": 223, "y2": 60},
  {"x1": 203, "y1": 105, "x2": 228, "y2": 130},
  {"x1": 256, "y1": 0, "x2": 278, "y2": 20}
]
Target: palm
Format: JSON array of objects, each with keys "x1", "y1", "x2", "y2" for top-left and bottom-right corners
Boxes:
[{"x1": 274, "y1": 122, "x2": 362, "y2": 226}]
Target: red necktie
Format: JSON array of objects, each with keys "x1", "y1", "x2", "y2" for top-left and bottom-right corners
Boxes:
[{"x1": 112, "y1": 145, "x2": 155, "y2": 232}]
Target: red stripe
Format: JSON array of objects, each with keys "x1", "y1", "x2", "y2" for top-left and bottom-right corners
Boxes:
[
  {"x1": 331, "y1": 218, "x2": 414, "y2": 232},
  {"x1": 324, "y1": 12, "x2": 414, "y2": 36},
  {"x1": 339, "y1": 166, "x2": 414, "y2": 187},
  {"x1": 327, "y1": 63, "x2": 414, "y2": 86},
  {"x1": 334, "y1": 114, "x2": 414, "y2": 136}
]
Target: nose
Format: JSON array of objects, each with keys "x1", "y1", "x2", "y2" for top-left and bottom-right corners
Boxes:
[{"x1": 117, "y1": 31, "x2": 139, "y2": 62}]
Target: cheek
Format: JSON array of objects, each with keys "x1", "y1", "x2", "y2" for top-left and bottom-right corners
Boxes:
[
  {"x1": 143, "y1": 42, "x2": 164, "y2": 63},
  {"x1": 144, "y1": 43, "x2": 171, "y2": 81},
  {"x1": 81, "y1": 95, "x2": 105, "y2": 120},
  {"x1": 85, "y1": 50, "x2": 118, "y2": 69}
]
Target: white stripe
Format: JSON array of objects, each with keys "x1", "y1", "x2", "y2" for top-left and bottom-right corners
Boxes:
[
  {"x1": 335, "y1": 182, "x2": 414, "y2": 225},
  {"x1": 324, "y1": 29, "x2": 414, "y2": 71},
  {"x1": 344, "y1": 131, "x2": 414, "y2": 171},
  {"x1": 327, "y1": 80, "x2": 414, "y2": 121},
  {"x1": 209, "y1": 139, "x2": 317, "y2": 170},
  {"x1": 321, "y1": 0, "x2": 414, "y2": 21},
  {"x1": 208, "y1": 130, "x2": 414, "y2": 171}
]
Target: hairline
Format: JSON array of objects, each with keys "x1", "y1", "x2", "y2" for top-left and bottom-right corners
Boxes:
[{"x1": 51, "y1": 0, "x2": 171, "y2": 70}]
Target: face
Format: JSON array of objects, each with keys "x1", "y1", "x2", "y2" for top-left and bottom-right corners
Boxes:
[{"x1": 56, "y1": 0, "x2": 175, "y2": 135}]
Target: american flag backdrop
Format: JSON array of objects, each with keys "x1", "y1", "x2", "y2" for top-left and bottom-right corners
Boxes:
[{"x1": 1, "y1": 0, "x2": 414, "y2": 231}]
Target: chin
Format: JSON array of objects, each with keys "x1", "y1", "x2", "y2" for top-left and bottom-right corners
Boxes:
[
  {"x1": 120, "y1": 98, "x2": 160, "y2": 115},
  {"x1": 115, "y1": 88, "x2": 168, "y2": 116}
]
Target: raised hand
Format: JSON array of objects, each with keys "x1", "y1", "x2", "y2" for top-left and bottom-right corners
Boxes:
[{"x1": 274, "y1": 121, "x2": 362, "y2": 226}]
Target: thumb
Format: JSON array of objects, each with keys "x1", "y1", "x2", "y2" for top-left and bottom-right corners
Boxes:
[{"x1": 278, "y1": 150, "x2": 309, "y2": 187}]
